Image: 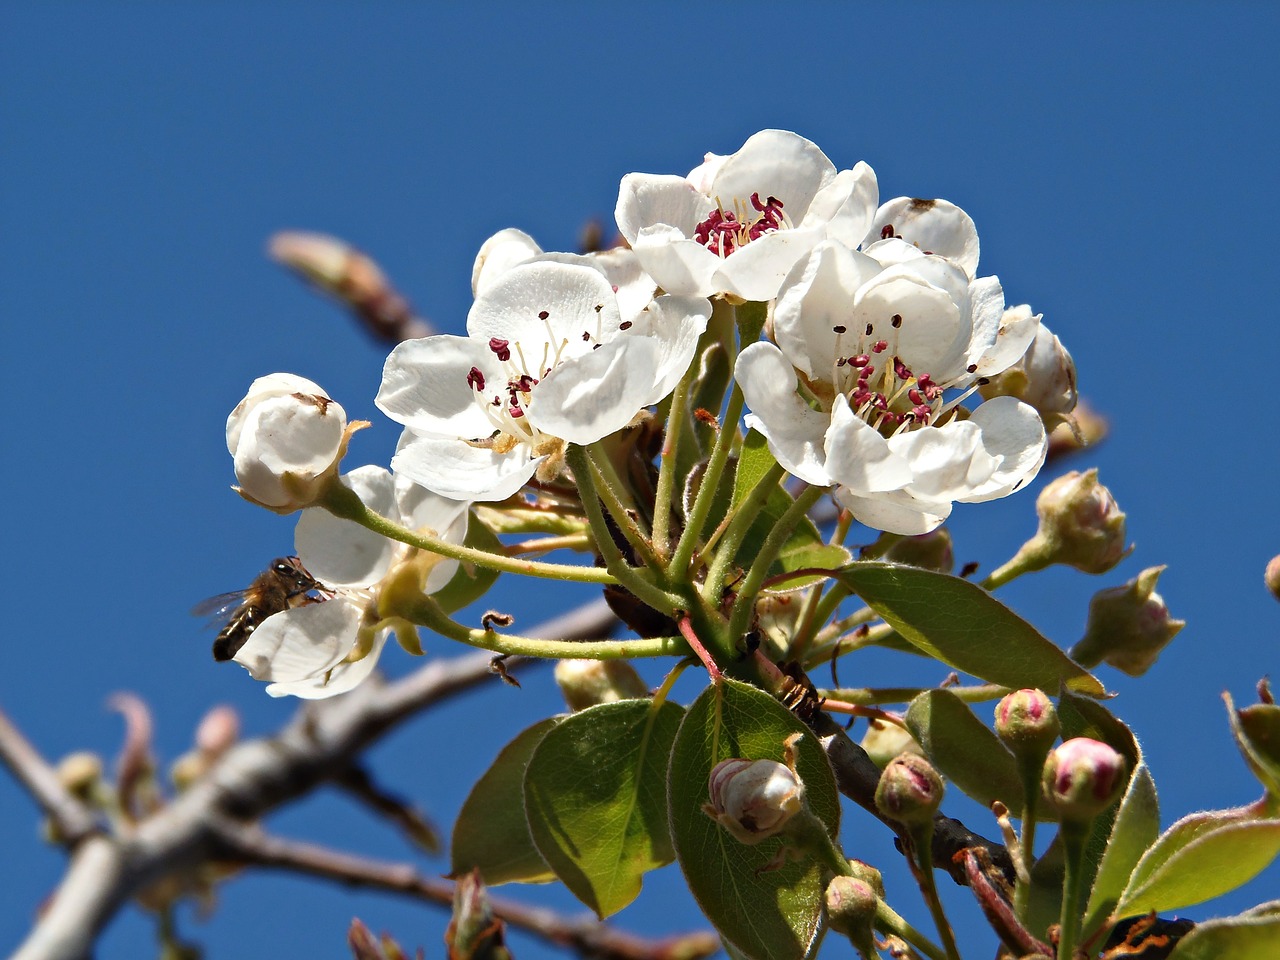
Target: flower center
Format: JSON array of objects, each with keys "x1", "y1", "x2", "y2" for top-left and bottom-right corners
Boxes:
[
  {"x1": 828, "y1": 318, "x2": 985, "y2": 433},
  {"x1": 693, "y1": 193, "x2": 788, "y2": 257},
  {"x1": 462, "y1": 303, "x2": 617, "y2": 449}
]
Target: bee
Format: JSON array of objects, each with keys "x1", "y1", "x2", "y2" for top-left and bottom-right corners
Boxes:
[{"x1": 194, "y1": 556, "x2": 329, "y2": 662}]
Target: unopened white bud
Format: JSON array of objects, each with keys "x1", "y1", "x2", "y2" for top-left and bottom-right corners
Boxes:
[
  {"x1": 704, "y1": 757, "x2": 805, "y2": 845},
  {"x1": 227, "y1": 373, "x2": 349, "y2": 511}
]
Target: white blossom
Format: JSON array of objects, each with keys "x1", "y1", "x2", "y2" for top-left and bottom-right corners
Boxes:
[
  {"x1": 737, "y1": 239, "x2": 1046, "y2": 535},
  {"x1": 615, "y1": 129, "x2": 878, "y2": 302},
  {"x1": 232, "y1": 465, "x2": 470, "y2": 699},
  {"x1": 226, "y1": 373, "x2": 347, "y2": 510},
  {"x1": 377, "y1": 259, "x2": 710, "y2": 501}
]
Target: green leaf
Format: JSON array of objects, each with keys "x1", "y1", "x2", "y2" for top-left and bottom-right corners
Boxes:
[
  {"x1": 1082, "y1": 762, "x2": 1160, "y2": 938},
  {"x1": 433, "y1": 516, "x2": 503, "y2": 614},
  {"x1": 775, "y1": 542, "x2": 852, "y2": 591},
  {"x1": 904, "y1": 690, "x2": 1028, "y2": 816},
  {"x1": 523, "y1": 699, "x2": 684, "y2": 917},
  {"x1": 1227, "y1": 693, "x2": 1280, "y2": 796},
  {"x1": 735, "y1": 300, "x2": 769, "y2": 344},
  {"x1": 836, "y1": 562, "x2": 1105, "y2": 695},
  {"x1": 1168, "y1": 902, "x2": 1280, "y2": 960},
  {"x1": 451, "y1": 718, "x2": 558, "y2": 885},
  {"x1": 669, "y1": 679, "x2": 840, "y2": 960},
  {"x1": 732, "y1": 429, "x2": 778, "y2": 507},
  {"x1": 1115, "y1": 807, "x2": 1280, "y2": 916}
]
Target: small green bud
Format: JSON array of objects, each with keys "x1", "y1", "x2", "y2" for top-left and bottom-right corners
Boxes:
[
  {"x1": 860, "y1": 719, "x2": 925, "y2": 769},
  {"x1": 553, "y1": 659, "x2": 649, "y2": 711},
  {"x1": 994, "y1": 689, "x2": 1060, "y2": 760},
  {"x1": 1265, "y1": 554, "x2": 1280, "y2": 602},
  {"x1": 881, "y1": 527, "x2": 954, "y2": 573},
  {"x1": 824, "y1": 875, "x2": 880, "y2": 947},
  {"x1": 1031, "y1": 469, "x2": 1129, "y2": 574},
  {"x1": 704, "y1": 756, "x2": 805, "y2": 846},
  {"x1": 875, "y1": 754, "x2": 944, "y2": 825},
  {"x1": 1071, "y1": 565, "x2": 1185, "y2": 676},
  {"x1": 1042, "y1": 737, "x2": 1126, "y2": 821}
]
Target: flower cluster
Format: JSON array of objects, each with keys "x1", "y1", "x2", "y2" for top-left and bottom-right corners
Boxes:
[{"x1": 222, "y1": 128, "x2": 1069, "y2": 697}]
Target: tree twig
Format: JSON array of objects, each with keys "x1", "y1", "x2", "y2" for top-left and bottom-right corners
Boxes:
[
  {"x1": 210, "y1": 820, "x2": 719, "y2": 960},
  {"x1": 0, "y1": 706, "x2": 98, "y2": 847}
]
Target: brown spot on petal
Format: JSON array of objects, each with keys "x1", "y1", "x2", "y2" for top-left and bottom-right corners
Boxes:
[{"x1": 909, "y1": 198, "x2": 937, "y2": 211}]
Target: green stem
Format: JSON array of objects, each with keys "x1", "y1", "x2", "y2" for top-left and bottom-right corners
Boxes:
[
  {"x1": 1057, "y1": 820, "x2": 1089, "y2": 960},
  {"x1": 401, "y1": 595, "x2": 686, "y2": 659},
  {"x1": 564, "y1": 445, "x2": 684, "y2": 614},
  {"x1": 584, "y1": 443, "x2": 661, "y2": 570},
  {"x1": 703, "y1": 461, "x2": 786, "y2": 600},
  {"x1": 726, "y1": 485, "x2": 827, "y2": 643},
  {"x1": 909, "y1": 825, "x2": 962, "y2": 960},
  {"x1": 669, "y1": 384, "x2": 744, "y2": 579},
  {"x1": 875, "y1": 902, "x2": 948, "y2": 960},
  {"x1": 320, "y1": 480, "x2": 616, "y2": 585},
  {"x1": 819, "y1": 684, "x2": 1010, "y2": 707},
  {"x1": 982, "y1": 541, "x2": 1051, "y2": 591},
  {"x1": 652, "y1": 364, "x2": 695, "y2": 559}
]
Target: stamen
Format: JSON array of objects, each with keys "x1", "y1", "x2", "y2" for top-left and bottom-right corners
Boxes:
[
  {"x1": 891, "y1": 314, "x2": 903, "y2": 328},
  {"x1": 466, "y1": 367, "x2": 486, "y2": 391},
  {"x1": 489, "y1": 338, "x2": 511, "y2": 362},
  {"x1": 872, "y1": 340, "x2": 888, "y2": 354}
]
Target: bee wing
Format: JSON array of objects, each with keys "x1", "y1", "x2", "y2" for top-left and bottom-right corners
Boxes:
[{"x1": 192, "y1": 591, "x2": 248, "y2": 628}]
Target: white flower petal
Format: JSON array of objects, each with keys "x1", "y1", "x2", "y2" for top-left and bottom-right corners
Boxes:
[
  {"x1": 961, "y1": 397, "x2": 1048, "y2": 501},
  {"x1": 712, "y1": 226, "x2": 825, "y2": 302},
  {"x1": 296, "y1": 466, "x2": 398, "y2": 588},
  {"x1": 711, "y1": 130, "x2": 835, "y2": 222},
  {"x1": 889, "y1": 420, "x2": 996, "y2": 500},
  {"x1": 973, "y1": 302, "x2": 1042, "y2": 379},
  {"x1": 956, "y1": 275, "x2": 1009, "y2": 379},
  {"x1": 376, "y1": 335, "x2": 499, "y2": 438},
  {"x1": 616, "y1": 173, "x2": 714, "y2": 242},
  {"x1": 266, "y1": 631, "x2": 389, "y2": 700},
  {"x1": 852, "y1": 265, "x2": 965, "y2": 377},
  {"x1": 632, "y1": 227, "x2": 721, "y2": 298},
  {"x1": 233, "y1": 598, "x2": 362, "y2": 684},
  {"x1": 686, "y1": 151, "x2": 728, "y2": 193},
  {"x1": 622, "y1": 294, "x2": 712, "y2": 401},
  {"x1": 531, "y1": 247, "x2": 658, "y2": 328},
  {"x1": 736, "y1": 342, "x2": 832, "y2": 486},
  {"x1": 467, "y1": 261, "x2": 621, "y2": 362},
  {"x1": 526, "y1": 336, "x2": 663, "y2": 445},
  {"x1": 394, "y1": 475, "x2": 469, "y2": 592},
  {"x1": 392, "y1": 430, "x2": 539, "y2": 502},
  {"x1": 773, "y1": 241, "x2": 882, "y2": 380},
  {"x1": 472, "y1": 228, "x2": 542, "y2": 296},
  {"x1": 870, "y1": 198, "x2": 980, "y2": 279},
  {"x1": 823, "y1": 395, "x2": 912, "y2": 494},
  {"x1": 232, "y1": 394, "x2": 346, "y2": 508},
  {"x1": 226, "y1": 372, "x2": 328, "y2": 455},
  {"x1": 802, "y1": 162, "x2": 879, "y2": 249},
  {"x1": 834, "y1": 486, "x2": 952, "y2": 536}
]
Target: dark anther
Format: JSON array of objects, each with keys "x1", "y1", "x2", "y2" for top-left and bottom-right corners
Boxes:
[
  {"x1": 833, "y1": 324, "x2": 847, "y2": 334},
  {"x1": 537, "y1": 310, "x2": 550, "y2": 320},
  {"x1": 481, "y1": 610, "x2": 515, "y2": 631},
  {"x1": 891, "y1": 314, "x2": 903, "y2": 328},
  {"x1": 619, "y1": 320, "x2": 633, "y2": 330}
]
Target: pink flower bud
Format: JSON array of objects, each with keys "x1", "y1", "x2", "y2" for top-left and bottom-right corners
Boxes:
[
  {"x1": 825, "y1": 876, "x2": 880, "y2": 941},
  {"x1": 1070, "y1": 566, "x2": 1185, "y2": 676},
  {"x1": 1042, "y1": 738, "x2": 1126, "y2": 821},
  {"x1": 875, "y1": 753, "x2": 944, "y2": 825},
  {"x1": 704, "y1": 757, "x2": 805, "y2": 845},
  {"x1": 1032, "y1": 470, "x2": 1129, "y2": 574},
  {"x1": 994, "y1": 689, "x2": 1060, "y2": 762}
]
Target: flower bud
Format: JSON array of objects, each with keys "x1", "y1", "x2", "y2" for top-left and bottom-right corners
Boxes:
[
  {"x1": 1029, "y1": 470, "x2": 1129, "y2": 574},
  {"x1": 875, "y1": 754, "x2": 944, "y2": 825},
  {"x1": 56, "y1": 752, "x2": 103, "y2": 800},
  {"x1": 226, "y1": 373, "x2": 349, "y2": 511},
  {"x1": 845, "y1": 859, "x2": 886, "y2": 898},
  {"x1": 195, "y1": 705, "x2": 240, "y2": 759},
  {"x1": 980, "y1": 317, "x2": 1077, "y2": 429},
  {"x1": 1042, "y1": 737, "x2": 1126, "y2": 821},
  {"x1": 704, "y1": 757, "x2": 805, "y2": 845},
  {"x1": 1070, "y1": 566, "x2": 1185, "y2": 676},
  {"x1": 994, "y1": 689, "x2": 1060, "y2": 762},
  {"x1": 860, "y1": 719, "x2": 925, "y2": 769},
  {"x1": 881, "y1": 528, "x2": 954, "y2": 574},
  {"x1": 169, "y1": 751, "x2": 209, "y2": 792},
  {"x1": 1265, "y1": 555, "x2": 1280, "y2": 602},
  {"x1": 553, "y1": 659, "x2": 649, "y2": 711},
  {"x1": 825, "y1": 875, "x2": 880, "y2": 947}
]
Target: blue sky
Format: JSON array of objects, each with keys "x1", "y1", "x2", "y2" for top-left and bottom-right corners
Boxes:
[{"x1": 3, "y1": 4, "x2": 1279, "y2": 958}]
